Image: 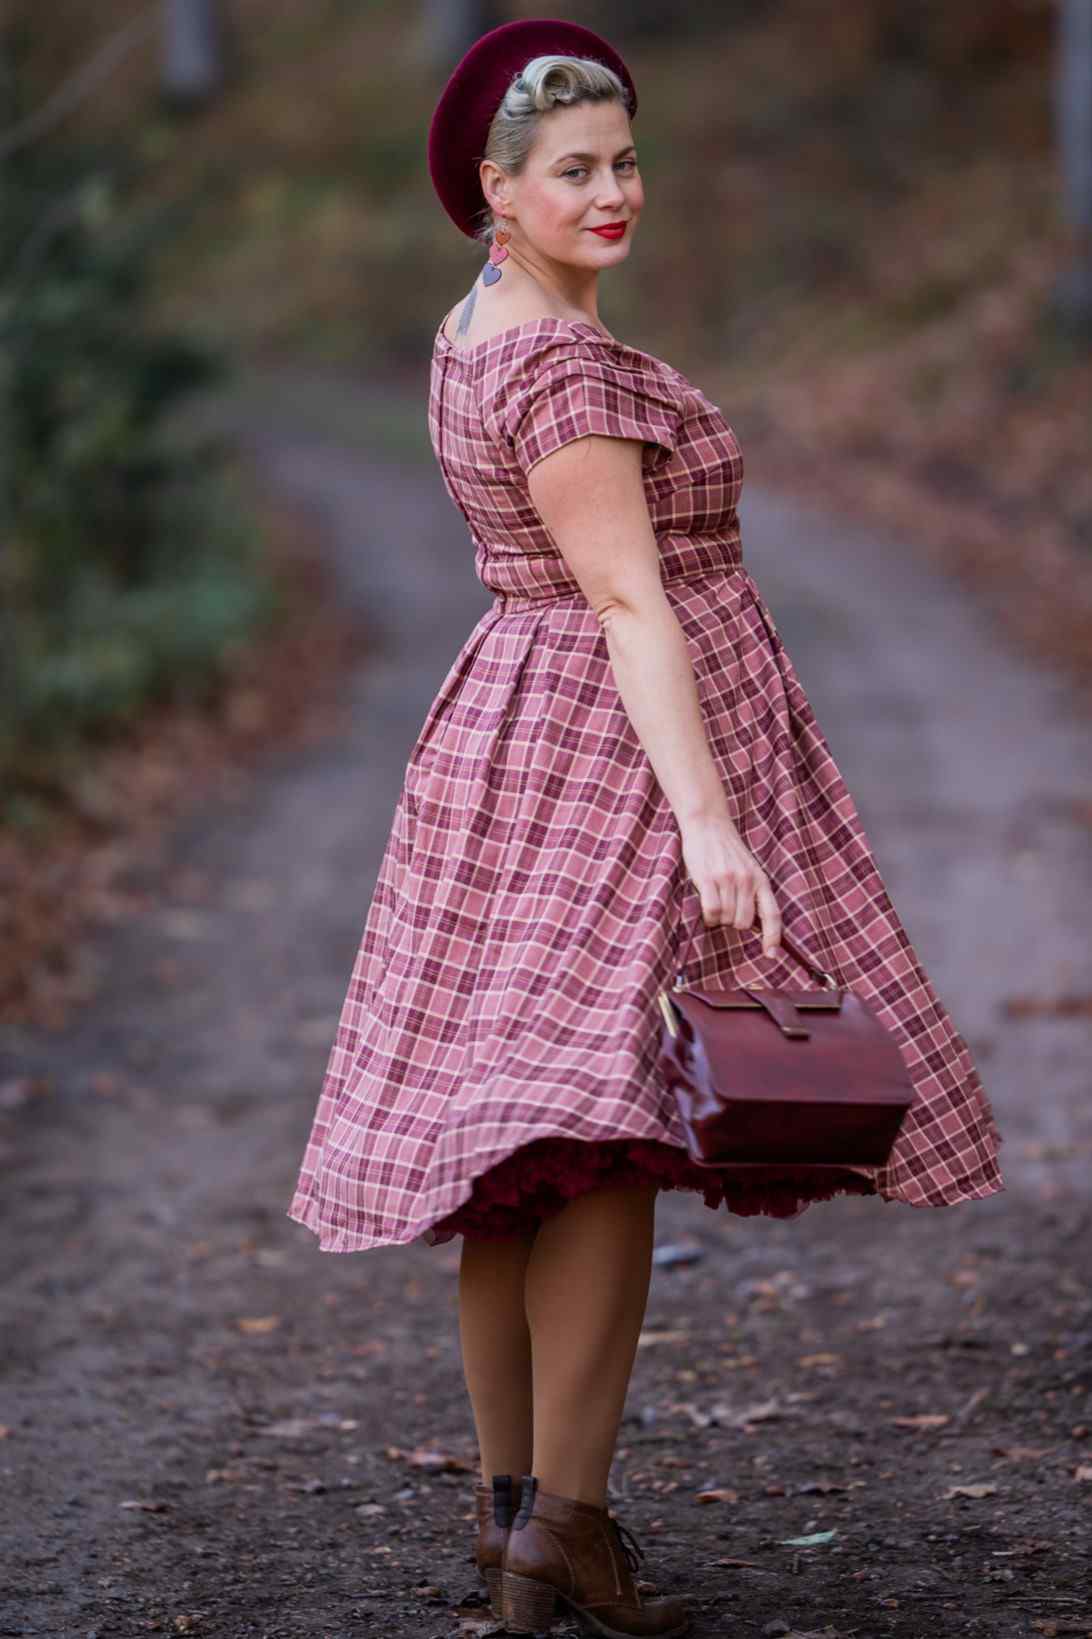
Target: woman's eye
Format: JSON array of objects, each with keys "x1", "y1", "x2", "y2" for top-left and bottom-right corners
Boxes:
[{"x1": 562, "y1": 160, "x2": 637, "y2": 180}]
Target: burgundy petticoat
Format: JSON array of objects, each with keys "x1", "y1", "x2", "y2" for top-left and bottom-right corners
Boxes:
[{"x1": 426, "y1": 1135, "x2": 877, "y2": 1245}]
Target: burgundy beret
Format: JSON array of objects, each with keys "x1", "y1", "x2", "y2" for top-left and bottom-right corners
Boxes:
[{"x1": 427, "y1": 18, "x2": 638, "y2": 241}]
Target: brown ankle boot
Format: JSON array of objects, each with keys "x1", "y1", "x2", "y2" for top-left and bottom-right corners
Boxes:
[
  {"x1": 473, "y1": 1473, "x2": 522, "y2": 1619},
  {"x1": 501, "y1": 1474, "x2": 691, "y2": 1637}
]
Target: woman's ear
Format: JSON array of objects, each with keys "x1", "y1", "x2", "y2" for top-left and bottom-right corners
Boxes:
[{"x1": 479, "y1": 160, "x2": 511, "y2": 217}]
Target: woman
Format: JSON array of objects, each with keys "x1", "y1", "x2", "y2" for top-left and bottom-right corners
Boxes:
[{"x1": 288, "y1": 18, "x2": 1004, "y2": 1638}]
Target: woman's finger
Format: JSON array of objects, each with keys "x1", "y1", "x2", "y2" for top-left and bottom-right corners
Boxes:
[
  {"x1": 755, "y1": 878, "x2": 782, "y2": 957},
  {"x1": 732, "y1": 872, "x2": 756, "y2": 931},
  {"x1": 716, "y1": 875, "x2": 737, "y2": 926}
]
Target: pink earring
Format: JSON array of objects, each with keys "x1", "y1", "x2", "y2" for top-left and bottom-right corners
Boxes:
[{"x1": 482, "y1": 223, "x2": 510, "y2": 286}]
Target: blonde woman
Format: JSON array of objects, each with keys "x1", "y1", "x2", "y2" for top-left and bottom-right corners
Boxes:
[{"x1": 288, "y1": 19, "x2": 1003, "y2": 1637}]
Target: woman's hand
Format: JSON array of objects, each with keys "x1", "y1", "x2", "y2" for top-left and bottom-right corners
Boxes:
[{"x1": 680, "y1": 813, "x2": 783, "y2": 958}]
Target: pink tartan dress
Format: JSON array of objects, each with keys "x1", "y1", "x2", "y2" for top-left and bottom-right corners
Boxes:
[{"x1": 287, "y1": 314, "x2": 1004, "y2": 1253}]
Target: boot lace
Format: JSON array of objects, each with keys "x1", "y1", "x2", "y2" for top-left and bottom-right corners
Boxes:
[{"x1": 607, "y1": 1514, "x2": 645, "y2": 1575}]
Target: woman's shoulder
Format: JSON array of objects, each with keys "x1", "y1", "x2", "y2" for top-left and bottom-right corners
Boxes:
[
  {"x1": 437, "y1": 321, "x2": 685, "y2": 477},
  {"x1": 443, "y1": 319, "x2": 685, "y2": 441}
]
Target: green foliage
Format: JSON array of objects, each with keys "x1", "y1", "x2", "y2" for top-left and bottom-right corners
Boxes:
[{"x1": 0, "y1": 135, "x2": 277, "y2": 818}]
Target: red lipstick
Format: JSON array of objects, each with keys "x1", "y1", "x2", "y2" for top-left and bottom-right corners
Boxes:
[{"x1": 589, "y1": 222, "x2": 627, "y2": 240}]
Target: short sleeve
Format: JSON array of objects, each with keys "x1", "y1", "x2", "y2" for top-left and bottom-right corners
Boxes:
[{"x1": 504, "y1": 342, "x2": 679, "y2": 479}]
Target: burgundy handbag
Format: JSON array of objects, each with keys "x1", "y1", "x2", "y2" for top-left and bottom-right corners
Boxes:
[{"x1": 656, "y1": 926, "x2": 917, "y2": 1169}]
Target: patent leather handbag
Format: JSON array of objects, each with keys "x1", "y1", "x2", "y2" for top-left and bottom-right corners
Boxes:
[{"x1": 656, "y1": 926, "x2": 916, "y2": 1169}]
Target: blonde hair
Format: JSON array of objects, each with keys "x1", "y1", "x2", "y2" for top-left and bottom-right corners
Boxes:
[{"x1": 472, "y1": 53, "x2": 633, "y2": 245}]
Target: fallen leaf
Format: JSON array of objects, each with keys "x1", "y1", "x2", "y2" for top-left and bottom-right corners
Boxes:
[
  {"x1": 694, "y1": 1488, "x2": 739, "y2": 1504},
  {"x1": 455, "y1": 1612, "x2": 504, "y2": 1637},
  {"x1": 990, "y1": 1444, "x2": 1054, "y2": 1461},
  {"x1": 236, "y1": 1315, "x2": 280, "y2": 1334},
  {"x1": 1074, "y1": 1465, "x2": 1092, "y2": 1482},
  {"x1": 1019, "y1": 1141, "x2": 1087, "y2": 1163},
  {"x1": 637, "y1": 1329, "x2": 691, "y2": 1348},
  {"x1": 943, "y1": 1483, "x2": 997, "y2": 1500},
  {"x1": 737, "y1": 1399, "x2": 784, "y2": 1426},
  {"x1": 892, "y1": 1414, "x2": 950, "y2": 1431},
  {"x1": 672, "y1": 1401, "x2": 714, "y2": 1429},
  {"x1": 712, "y1": 1557, "x2": 761, "y2": 1568},
  {"x1": 779, "y1": 1530, "x2": 836, "y2": 1546},
  {"x1": 385, "y1": 1444, "x2": 475, "y2": 1473},
  {"x1": 119, "y1": 1498, "x2": 170, "y2": 1512},
  {"x1": 798, "y1": 1353, "x2": 842, "y2": 1368},
  {"x1": 1002, "y1": 992, "x2": 1092, "y2": 1017},
  {"x1": 260, "y1": 1417, "x2": 315, "y2": 1438}
]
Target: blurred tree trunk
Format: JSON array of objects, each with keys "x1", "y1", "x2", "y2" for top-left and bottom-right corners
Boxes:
[
  {"x1": 161, "y1": 0, "x2": 224, "y2": 107},
  {"x1": 1054, "y1": 0, "x2": 1092, "y2": 327},
  {"x1": 0, "y1": 29, "x2": 12, "y2": 705},
  {"x1": 1, "y1": 29, "x2": 11, "y2": 550},
  {"x1": 421, "y1": 0, "x2": 504, "y2": 70}
]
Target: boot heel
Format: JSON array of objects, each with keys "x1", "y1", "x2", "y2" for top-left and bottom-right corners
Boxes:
[
  {"x1": 482, "y1": 1565, "x2": 502, "y2": 1619},
  {"x1": 502, "y1": 1569, "x2": 557, "y2": 1632}
]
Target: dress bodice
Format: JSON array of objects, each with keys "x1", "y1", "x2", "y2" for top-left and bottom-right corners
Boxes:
[{"x1": 428, "y1": 316, "x2": 745, "y2": 603}]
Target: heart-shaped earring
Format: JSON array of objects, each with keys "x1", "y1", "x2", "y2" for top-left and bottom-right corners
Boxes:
[{"x1": 482, "y1": 222, "x2": 511, "y2": 286}]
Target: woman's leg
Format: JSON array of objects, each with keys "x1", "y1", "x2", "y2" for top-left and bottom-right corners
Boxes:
[
  {"x1": 457, "y1": 1229, "x2": 537, "y2": 1483},
  {"x1": 523, "y1": 1181, "x2": 658, "y2": 1507}
]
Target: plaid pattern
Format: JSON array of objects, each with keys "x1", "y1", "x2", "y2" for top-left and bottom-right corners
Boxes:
[{"x1": 287, "y1": 317, "x2": 1004, "y2": 1253}]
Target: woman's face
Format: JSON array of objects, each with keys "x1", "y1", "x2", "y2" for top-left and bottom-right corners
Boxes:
[{"x1": 486, "y1": 98, "x2": 643, "y2": 271}]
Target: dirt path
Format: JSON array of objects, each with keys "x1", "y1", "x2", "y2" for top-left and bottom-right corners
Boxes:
[{"x1": 1, "y1": 373, "x2": 1090, "y2": 1639}]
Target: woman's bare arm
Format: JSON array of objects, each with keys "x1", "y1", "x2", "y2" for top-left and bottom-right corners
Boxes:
[{"x1": 527, "y1": 434, "x2": 782, "y2": 954}]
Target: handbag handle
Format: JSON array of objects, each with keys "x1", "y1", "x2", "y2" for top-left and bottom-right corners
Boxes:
[
  {"x1": 675, "y1": 921, "x2": 838, "y2": 992},
  {"x1": 774, "y1": 925, "x2": 839, "y2": 990}
]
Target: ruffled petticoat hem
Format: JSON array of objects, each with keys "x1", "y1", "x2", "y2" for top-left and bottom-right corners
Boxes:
[{"x1": 424, "y1": 1134, "x2": 878, "y2": 1246}]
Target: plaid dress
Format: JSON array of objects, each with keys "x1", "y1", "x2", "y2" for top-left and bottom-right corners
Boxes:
[{"x1": 287, "y1": 315, "x2": 1004, "y2": 1254}]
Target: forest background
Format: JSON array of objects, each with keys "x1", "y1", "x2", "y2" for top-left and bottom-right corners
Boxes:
[{"x1": 2, "y1": 0, "x2": 1090, "y2": 1021}]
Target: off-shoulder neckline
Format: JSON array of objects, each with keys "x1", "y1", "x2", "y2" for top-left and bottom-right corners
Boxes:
[{"x1": 433, "y1": 312, "x2": 664, "y2": 366}]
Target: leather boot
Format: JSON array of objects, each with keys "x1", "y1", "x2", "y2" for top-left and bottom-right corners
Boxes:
[
  {"x1": 473, "y1": 1473, "x2": 521, "y2": 1619},
  {"x1": 501, "y1": 1474, "x2": 691, "y2": 1637}
]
